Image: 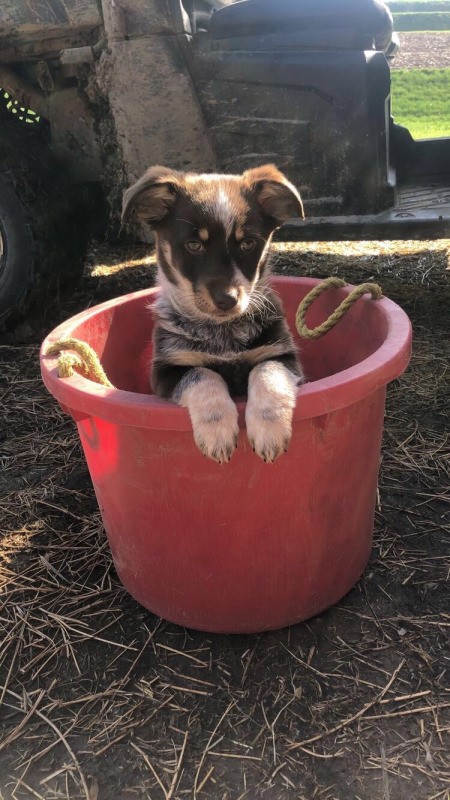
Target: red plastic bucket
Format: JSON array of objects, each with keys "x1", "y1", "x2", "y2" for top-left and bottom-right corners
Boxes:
[{"x1": 40, "y1": 278, "x2": 412, "y2": 633}]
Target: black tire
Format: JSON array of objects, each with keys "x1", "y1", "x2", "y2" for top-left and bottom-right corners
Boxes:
[
  {"x1": 0, "y1": 120, "x2": 90, "y2": 326},
  {"x1": 0, "y1": 170, "x2": 36, "y2": 322}
]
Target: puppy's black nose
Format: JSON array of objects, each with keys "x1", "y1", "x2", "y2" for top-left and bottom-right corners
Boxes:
[{"x1": 211, "y1": 290, "x2": 238, "y2": 312}]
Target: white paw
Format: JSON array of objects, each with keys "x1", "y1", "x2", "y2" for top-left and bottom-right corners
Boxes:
[
  {"x1": 191, "y1": 400, "x2": 239, "y2": 464},
  {"x1": 246, "y1": 361, "x2": 298, "y2": 463},
  {"x1": 246, "y1": 401, "x2": 293, "y2": 463}
]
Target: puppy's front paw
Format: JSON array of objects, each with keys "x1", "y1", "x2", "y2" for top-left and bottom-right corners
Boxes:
[
  {"x1": 191, "y1": 400, "x2": 239, "y2": 464},
  {"x1": 246, "y1": 361, "x2": 299, "y2": 463},
  {"x1": 246, "y1": 401, "x2": 293, "y2": 463}
]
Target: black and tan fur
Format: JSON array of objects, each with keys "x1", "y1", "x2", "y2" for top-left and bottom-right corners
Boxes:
[{"x1": 122, "y1": 164, "x2": 305, "y2": 463}]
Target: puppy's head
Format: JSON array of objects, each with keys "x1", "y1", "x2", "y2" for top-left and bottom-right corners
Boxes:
[{"x1": 122, "y1": 164, "x2": 304, "y2": 321}]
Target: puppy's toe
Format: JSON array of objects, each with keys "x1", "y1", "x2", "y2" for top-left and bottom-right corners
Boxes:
[
  {"x1": 248, "y1": 427, "x2": 292, "y2": 463},
  {"x1": 192, "y1": 402, "x2": 239, "y2": 464},
  {"x1": 246, "y1": 404, "x2": 293, "y2": 463}
]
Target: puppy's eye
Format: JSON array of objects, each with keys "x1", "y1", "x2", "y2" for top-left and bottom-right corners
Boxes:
[
  {"x1": 185, "y1": 240, "x2": 204, "y2": 254},
  {"x1": 239, "y1": 238, "x2": 256, "y2": 253}
]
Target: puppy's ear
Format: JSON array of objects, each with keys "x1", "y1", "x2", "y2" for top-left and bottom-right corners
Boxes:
[
  {"x1": 122, "y1": 166, "x2": 182, "y2": 224},
  {"x1": 244, "y1": 164, "x2": 304, "y2": 224}
]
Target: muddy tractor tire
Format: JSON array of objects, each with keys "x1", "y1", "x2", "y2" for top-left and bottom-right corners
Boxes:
[{"x1": 0, "y1": 122, "x2": 89, "y2": 326}]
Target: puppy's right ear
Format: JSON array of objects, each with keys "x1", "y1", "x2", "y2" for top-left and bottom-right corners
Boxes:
[{"x1": 122, "y1": 166, "x2": 182, "y2": 225}]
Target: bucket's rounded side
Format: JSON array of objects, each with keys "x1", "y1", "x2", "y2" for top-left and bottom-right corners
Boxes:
[{"x1": 74, "y1": 387, "x2": 386, "y2": 633}]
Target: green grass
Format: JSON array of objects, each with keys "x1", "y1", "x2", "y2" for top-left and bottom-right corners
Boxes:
[
  {"x1": 385, "y1": 2, "x2": 450, "y2": 139},
  {"x1": 389, "y1": 0, "x2": 450, "y2": 10},
  {"x1": 391, "y1": 68, "x2": 450, "y2": 138},
  {"x1": 388, "y1": 0, "x2": 450, "y2": 31},
  {"x1": 392, "y1": 10, "x2": 450, "y2": 29}
]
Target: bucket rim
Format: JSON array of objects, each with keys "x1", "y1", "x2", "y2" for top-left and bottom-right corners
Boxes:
[{"x1": 40, "y1": 277, "x2": 412, "y2": 429}]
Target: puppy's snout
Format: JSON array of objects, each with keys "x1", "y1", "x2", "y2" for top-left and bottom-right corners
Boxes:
[{"x1": 210, "y1": 288, "x2": 238, "y2": 312}]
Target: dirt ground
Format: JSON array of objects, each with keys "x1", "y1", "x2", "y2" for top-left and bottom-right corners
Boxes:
[
  {"x1": 393, "y1": 32, "x2": 450, "y2": 69},
  {"x1": 0, "y1": 238, "x2": 449, "y2": 800}
]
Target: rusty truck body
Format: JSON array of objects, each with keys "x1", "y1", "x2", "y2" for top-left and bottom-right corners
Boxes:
[{"x1": 0, "y1": 0, "x2": 449, "y2": 322}]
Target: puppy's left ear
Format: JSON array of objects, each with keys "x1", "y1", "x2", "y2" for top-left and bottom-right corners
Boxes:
[{"x1": 244, "y1": 164, "x2": 304, "y2": 224}]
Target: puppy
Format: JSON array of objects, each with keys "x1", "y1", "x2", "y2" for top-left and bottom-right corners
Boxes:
[{"x1": 122, "y1": 164, "x2": 304, "y2": 464}]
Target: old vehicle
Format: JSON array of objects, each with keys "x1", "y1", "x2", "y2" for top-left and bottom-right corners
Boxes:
[{"x1": 1, "y1": 0, "x2": 449, "y2": 323}]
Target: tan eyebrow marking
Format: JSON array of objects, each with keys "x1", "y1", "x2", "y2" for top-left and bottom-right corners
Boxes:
[
  {"x1": 198, "y1": 227, "x2": 209, "y2": 241},
  {"x1": 235, "y1": 226, "x2": 245, "y2": 241}
]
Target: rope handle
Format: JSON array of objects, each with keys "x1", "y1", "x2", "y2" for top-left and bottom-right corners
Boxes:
[
  {"x1": 45, "y1": 337, "x2": 113, "y2": 387},
  {"x1": 295, "y1": 277, "x2": 382, "y2": 340},
  {"x1": 45, "y1": 279, "x2": 383, "y2": 386}
]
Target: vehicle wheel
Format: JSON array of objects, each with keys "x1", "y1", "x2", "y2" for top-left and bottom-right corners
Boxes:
[
  {"x1": 0, "y1": 121, "x2": 89, "y2": 326},
  {"x1": 0, "y1": 170, "x2": 36, "y2": 322}
]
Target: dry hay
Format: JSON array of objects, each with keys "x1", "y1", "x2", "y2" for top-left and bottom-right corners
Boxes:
[{"x1": 0, "y1": 239, "x2": 449, "y2": 800}]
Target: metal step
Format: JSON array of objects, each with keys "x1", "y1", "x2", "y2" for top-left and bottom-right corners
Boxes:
[
  {"x1": 397, "y1": 179, "x2": 450, "y2": 212},
  {"x1": 279, "y1": 178, "x2": 450, "y2": 241}
]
